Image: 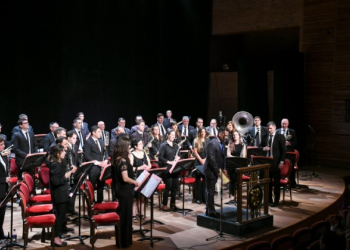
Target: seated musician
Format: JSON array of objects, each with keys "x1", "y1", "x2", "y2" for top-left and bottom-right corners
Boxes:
[
  {"x1": 226, "y1": 121, "x2": 235, "y2": 143},
  {"x1": 148, "y1": 125, "x2": 163, "y2": 160},
  {"x1": 226, "y1": 131, "x2": 247, "y2": 203},
  {"x1": 129, "y1": 120, "x2": 149, "y2": 146},
  {"x1": 109, "y1": 126, "x2": 125, "y2": 157}
]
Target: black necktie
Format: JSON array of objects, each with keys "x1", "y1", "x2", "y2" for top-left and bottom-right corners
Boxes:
[
  {"x1": 95, "y1": 140, "x2": 101, "y2": 152},
  {"x1": 71, "y1": 145, "x2": 75, "y2": 154},
  {"x1": 78, "y1": 131, "x2": 83, "y2": 148},
  {"x1": 268, "y1": 134, "x2": 273, "y2": 157},
  {"x1": 102, "y1": 131, "x2": 105, "y2": 142},
  {"x1": 184, "y1": 127, "x2": 187, "y2": 136},
  {"x1": 25, "y1": 132, "x2": 31, "y2": 153},
  {"x1": 213, "y1": 128, "x2": 216, "y2": 136},
  {"x1": 256, "y1": 128, "x2": 260, "y2": 146}
]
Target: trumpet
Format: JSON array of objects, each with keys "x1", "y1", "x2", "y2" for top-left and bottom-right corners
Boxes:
[
  {"x1": 1, "y1": 144, "x2": 15, "y2": 156},
  {"x1": 220, "y1": 169, "x2": 230, "y2": 185}
]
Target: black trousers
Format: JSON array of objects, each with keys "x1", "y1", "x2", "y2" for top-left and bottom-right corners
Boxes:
[
  {"x1": 205, "y1": 177, "x2": 217, "y2": 214},
  {"x1": 227, "y1": 168, "x2": 236, "y2": 197},
  {"x1": 269, "y1": 168, "x2": 281, "y2": 203},
  {"x1": 194, "y1": 172, "x2": 205, "y2": 202},
  {"x1": 162, "y1": 172, "x2": 179, "y2": 206},
  {"x1": 68, "y1": 188, "x2": 77, "y2": 213},
  {"x1": 89, "y1": 170, "x2": 104, "y2": 203},
  {"x1": 116, "y1": 187, "x2": 133, "y2": 248},
  {"x1": 54, "y1": 201, "x2": 68, "y2": 235},
  {"x1": 0, "y1": 199, "x2": 5, "y2": 237}
]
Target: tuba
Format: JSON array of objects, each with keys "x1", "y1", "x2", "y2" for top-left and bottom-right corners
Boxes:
[{"x1": 232, "y1": 111, "x2": 254, "y2": 144}]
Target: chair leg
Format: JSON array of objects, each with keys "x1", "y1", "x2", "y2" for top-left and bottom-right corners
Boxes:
[
  {"x1": 90, "y1": 223, "x2": 95, "y2": 250},
  {"x1": 117, "y1": 223, "x2": 121, "y2": 248},
  {"x1": 296, "y1": 168, "x2": 299, "y2": 185},
  {"x1": 24, "y1": 224, "x2": 28, "y2": 250},
  {"x1": 107, "y1": 185, "x2": 110, "y2": 201},
  {"x1": 289, "y1": 184, "x2": 293, "y2": 201},
  {"x1": 51, "y1": 226, "x2": 55, "y2": 250},
  {"x1": 283, "y1": 186, "x2": 285, "y2": 204}
]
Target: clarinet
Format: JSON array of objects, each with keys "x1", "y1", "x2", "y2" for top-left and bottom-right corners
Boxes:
[{"x1": 68, "y1": 151, "x2": 75, "y2": 185}]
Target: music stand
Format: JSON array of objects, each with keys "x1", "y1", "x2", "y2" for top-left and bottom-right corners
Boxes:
[
  {"x1": 142, "y1": 168, "x2": 167, "y2": 226},
  {"x1": 251, "y1": 156, "x2": 273, "y2": 180},
  {"x1": 0, "y1": 183, "x2": 23, "y2": 250},
  {"x1": 138, "y1": 173, "x2": 164, "y2": 247},
  {"x1": 64, "y1": 162, "x2": 94, "y2": 245},
  {"x1": 169, "y1": 158, "x2": 195, "y2": 216},
  {"x1": 179, "y1": 150, "x2": 189, "y2": 159},
  {"x1": 247, "y1": 147, "x2": 265, "y2": 160}
]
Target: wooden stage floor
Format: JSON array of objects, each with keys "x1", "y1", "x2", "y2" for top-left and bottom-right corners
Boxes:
[{"x1": 1, "y1": 165, "x2": 349, "y2": 250}]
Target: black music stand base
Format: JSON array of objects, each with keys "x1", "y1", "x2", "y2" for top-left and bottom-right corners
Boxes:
[{"x1": 133, "y1": 193, "x2": 150, "y2": 237}]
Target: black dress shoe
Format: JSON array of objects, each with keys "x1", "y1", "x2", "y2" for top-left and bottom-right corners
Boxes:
[
  {"x1": 207, "y1": 212, "x2": 220, "y2": 218},
  {"x1": 58, "y1": 234, "x2": 67, "y2": 239},
  {"x1": 70, "y1": 211, "x2": 79, "y2": 216},
  {"x1": 270, "y1": 202, "x2": 279, "y2": 207},
  {"x1": 53, "y1": 242, "x2": 67, "y2": 247},
  {"x1": 63, "y1": 227, "x2": 74, "y2": 232}
]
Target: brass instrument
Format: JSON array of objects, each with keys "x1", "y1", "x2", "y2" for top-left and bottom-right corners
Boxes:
[
  {"x1": 67, "y1": 152, "x2": 73, "y2": 186},
  {"x1": 1, "y1": 144, "x2": 15, "y2": 156},
  {"x1": 285, "y1": 130, "x2": 292, "y2": 141},
  {"x1": 174, "y1": 137, "x2": 187, "y2": 159},
  {"x1": 220, "y1": 169, "x2": 230, "y2": 185},
  {"x1": 232, "y1": 111, "x2": 254, "y2": 145},
  {"x1": 143, "y1": 135, "x2": 154, "y2": 155}
]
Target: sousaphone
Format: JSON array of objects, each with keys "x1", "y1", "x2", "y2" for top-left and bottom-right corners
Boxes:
[{"x1": 232, "y1": 111, "x2": 253, "y2": 135}]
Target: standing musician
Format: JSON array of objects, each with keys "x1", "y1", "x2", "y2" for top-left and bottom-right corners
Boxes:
[
  {"x1": 111, "y1": 137, "x2": 139, "y2": 248},
  {"x1": 226, "y1": 131, "x2": 247, "y2": 203},
  {"x1": 178, "y1": 116, "x2": 194, "y2": 150},
  {"x1": 203, "y1": 127, "x2": 226, "y2": 218},
  {"x1": 73, "y1": 118, "x2": 86, "y2": 152},
  {"x1": 148, "y1": 125, "x2": 163, "y2": 160},
  {"x1": 129, "y1": 120, "x2": 149, "y2": 146},
  {"x1": 12, "y1": 119, "x2": 37, "y2": 180},
  {"x1": 42, "y1": 122, "x2": 59, "y2": 152},
  {"x1": 246, "y1": 116, "x2": 268, "y2": 147},
  {"x1": 263, "y1": 121, "x2": 286, "y2": 207},
  {"x1": 109, "y1": 126, "x2": 125, "y2": 157},
  {"x1": 169, "y1": 122, "x2": 182, "y2": 144},
  {"x1": 76, "y1": 112, "x2": 89, "y2": 136},
  {"x1": 154, "y1": 113, "x2": 167, "y2": 140},
  {"x1": 11, "y1": 114, "x2": 34, "y2": 138},
  {"x1": 49, "y1": 145, "x2": 74, "y2": 246},
  {"x1": 188, "y1": 117, "x2": 204, "y2": 150},
  {"x1": 158, "y1": 129, "x2": 180, "y2": 211},
  {"x1": 163, "y1": 110, "x2": 175, "y2": 129},
  {"x1": 66, "y1": 130, "x2": 80, "y2": 215},
  {"x1": 0, "y1": 137, "x2": 10, "y2": 240},
  {"x1": 192, "y1": 128, "x2": 210, "y2": 204},
  {"x1": 111, "y1": 118, "x2": 130, "y2": 139},
  {"x1": 206, "y1": 119, "x2": 219, "y2": 137},
  {"x1": 130, "y1": 116, "x2": 149, "y2": 134},
  {"x1": 130, "y1": 138, "x2": 151, "y2": 219},
  {"x1": 98, "y1": 121, "x2": 110, "y2": 148},
  {"x1": 83, "y1": 125, "x2": 108, "y2": 203}
]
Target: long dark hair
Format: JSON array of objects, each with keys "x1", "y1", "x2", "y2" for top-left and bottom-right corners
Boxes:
[
  {"x1": 112, "y1": 136, "x2": 131, "y2": 165},
  {"x1": 48, "y1": 145, "x2": 65, "y2": 163}
]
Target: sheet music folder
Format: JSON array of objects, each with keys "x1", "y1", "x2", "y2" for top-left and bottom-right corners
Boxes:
[
  {"x1": 169, "y1": 158, "x2": 195, "y2": 174},
  {"x1": 135, "y1": 170, "x2": 151, "y2": 191},
  {"x1": 225, "y1": 157, "x2": 249, "y2": 171},
  {"x1": 141, "y1": 174, "x2": 162, "y2": 198},
  {"x1": 69, "y1": 161, "x2": 94, "y2": 197}
]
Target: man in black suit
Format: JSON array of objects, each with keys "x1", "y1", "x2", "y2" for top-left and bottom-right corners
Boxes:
[
  {"x1": 246, "y1": 116, "x2": 268, "y2": 147},
  {"x1": 263, "y1": 121, "x2": 286, "y2": 207},
  {"x1": 206, "y1": 119, "x2": 219, "y2": 137},
  {"x1": 154, "y1": 113, "x2": 167, "y2": 140},
  {"x1": 73, "y1": 118, "x2": 86, "y2": 151},
  {"x1": 109, "y1": 127, "x2": 125, "y2": 157},
  {"x1": 163, "y1": 110, "x2": 175, "y2": 129},
  {"x1": 203, "y1": 127, "x2": 227, "y2": 217},
  {"x1": 130, "y1": 115, "x2": 149, "y2": 134},
  {"x1": 98, "y1": 121, "x2": 110, "y2": 147},
  {"x1": 188, "y1": 117, "x2": 204, "y2": 148},
  {"x1": 0, "y1": 137, "x2": 10, "y2": 239},
  {"x1": 111, "y1": 118, "x2": 130, "y2": 139},
  {"x1": 42, "y1": 122, "x2": 59, "y2": 152},
  {"x1": 11, "y1": 114, "x2": 34, "y2": 140},
  {"x1": 12, "y1": 119, "x2": 37, "y2": 180},
  {"x1": 178, "y1": 116, "x2": 194, "y2": 149},
  {"x1": 77, "y1": 112, "x2": 89, "y2": 136},
  {"x1": 276, "y1": 118, "x2": 298, "y2": 187},
  {"x1": 129, "y1": 120, "x2": 149, "y2": 146},
  {"x1": 83, "y1": 125, "x2": 108, "y2": 203}
]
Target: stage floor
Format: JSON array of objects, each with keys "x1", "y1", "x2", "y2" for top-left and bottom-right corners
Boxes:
[{"x1": 1, "y1": 165, "x2": 349, "y2": 250}]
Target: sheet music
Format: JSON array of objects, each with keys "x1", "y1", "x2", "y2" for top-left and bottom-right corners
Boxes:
[
  {"x1": 141, "y1": 174, "x2": 161, "y2": 198},
  {"x1": 134, "y1": 170, "x2": 150, "y2": 191}
]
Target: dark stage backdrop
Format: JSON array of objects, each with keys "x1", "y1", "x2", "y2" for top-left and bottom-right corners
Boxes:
[{"x1": 1, "y1": 0, "x2": 212, "y2": 136}]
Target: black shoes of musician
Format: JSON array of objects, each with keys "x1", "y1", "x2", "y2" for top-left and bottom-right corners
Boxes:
[
  {"x1": 162, "y1": 205, "x2": 170, "y2": 212},
  {"x1": 170, "y1": 204, "x2": 179, "y2": 211},
  {"x1": 53, "y1": 241, "x2": 67, "y2": 247},
  {"x1": 63, "y1": 227, "x2": 74, "y2": 233},
  {"x1": 269, "y1": 202, "x2": 279, "y2": 207}
]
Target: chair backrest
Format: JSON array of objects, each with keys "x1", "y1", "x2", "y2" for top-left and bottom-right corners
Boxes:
[
  {"x1": 18, "y1": 190, "x2": 28, "y2": 218},
  {"x1": 10, "y1": 158, "x2": 18, "y2": 176},
  {"x1": 307, "y1": 239, "x2": 320, "y2": 250},
  {"x1": 294, "y1": 149, "x2": 299, "y2": 165},
  {"x1": 271, "y1": 234, "x2": 294, "y2": 250},
  {"x1": 19, "y1": 183, "x2": 30, "y2": 203},
  {"x1": 293, "y1": 227, "x2": 312, "y2": 248},
  {"x1": 82, "y1": 185, "x2": 94, "y2": 218},
  {"x1": 246, "y1": 241, "x2": 271, "y2": 250},
  {"x1": 310, "y1": 221, "x2": 328, "y2": 241},
  {"x1": 84, "y1": 180, "x2": 95, "y2": 203},
  {"x1": 23, "y1": 172, "x2": 35, "y2": 194},
  {"x1": 251, "y1": 155, "x2": 274, "y2": 166},
  {"x1": 280, "y1": 159, "x2": 291, "y2": 178},
  {"x1": 38, "y1": 167, "x2": 50, "y2": 189}
]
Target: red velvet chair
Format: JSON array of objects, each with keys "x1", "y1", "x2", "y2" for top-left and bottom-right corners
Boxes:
[
  {"x1": 9, "y1": 158, "x2": 19, "y2": 186},
  {"x1": 38, "y1": 167, "x2": 51, "y2": 194},
  {"x1": 307, "y1": 239, "x2": 320, "y2": 250},
  {"x1": 18, "y1": 191, "x2": 56, "y2": 250},
  {"x1": 286, "y1": 149, "x2": 300, "y2": 184},
  {"x1": 157, "y1": 183, "x2": 166, "y2": 210},
  {"x1": 82, "y1": 182, "x2": 121, "y2": 249},
  {"x1": 271, "y1": 234, "x2": 294, "y2": 250},
  {"x1": 23, "y1": 172, "x2": 51, "y2": 204},
  {"x1": 292, "y1": 227, "x2": 312, "y2": 248},
  {"x1": 310, "y1": 221, "x2": 327, "y2": 241},
  {"x1": 273, "y1": 159, "x2": 292, "y2": 203},
  {"x1": 19, "y1": 183, "x2": 53, "y2": 215},
  {"x1": 246, "y1": 241, "x2": 271, "y2": 250}
]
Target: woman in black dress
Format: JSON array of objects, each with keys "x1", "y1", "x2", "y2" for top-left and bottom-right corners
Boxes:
[
  {"x1": 169, "y1": 121, "x2": 182, "y2": 143},
  {"x1": 226, "y1": 131, "x2": 247, "y2": 203},
  {"x1": 226, "y1": 121, "x2": 235, "y2": 144},
  {"x1": 49, "y1": 145, "x2": 74, "y2": 247},
  {"x1": 158, "y1": 129, "x2": 180, "y2": 211},
  {"x1": 111, "y1": 137, "x2": 139, "y2": 248},
  {"x1": 192, "y1": 128, "x2": 210, "y2": 204},
  {"x1": 130, "y1": 138, "x2": 151, "y2": 218},
  {"x1": 149, "y1": 125, "x2": 163, "y2": 160}
]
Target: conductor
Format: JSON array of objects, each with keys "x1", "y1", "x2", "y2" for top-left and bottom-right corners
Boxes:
[{"x1": 203, "y1": 127, "x2": 226, "y2": 217}]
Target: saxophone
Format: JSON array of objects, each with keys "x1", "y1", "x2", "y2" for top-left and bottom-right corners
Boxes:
[{"x1": 143, "y1": 135, "x2": 154, "y2": 155}]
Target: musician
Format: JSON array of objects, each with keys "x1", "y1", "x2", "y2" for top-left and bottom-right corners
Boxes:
[
  {"x1": 66, "y1": 130, "x2": 80, "y2": 215},
  {"x1": 129, "y1": 120, "x2": 148, "y2": 146},
  {"x1": 226, "y1": 121, "x2": 235, "y2": 142},
  {"x1": 0, "y1": 123, "x2": 8, "y2": 147},
  {"x1": 192, "y1": 128, "x2": 210, "y2": 204},
  {"x1": 109, "y1": 126, "x2": 125, "y2": 157},
  {"x1": 111, "y1": 118, "x2": 130, "y2": 139},
  {"x1": 111, "y1": 136, "x2": 139, "y2": 248},
  {"x1": 276, "y1": 118, "x2": 298, "y2": 187},
  {"x1": 83, "y1": 125, "x2": 108, "y2": 203},
  {"x1": 206, "y1": 119, "x2": 219, "y2": 137},
  {"x1": 154, "y1": 113, "x2": 167, "y2": 140},
  {"x1": 163, "y1": 110, "x2": 175, "y2": 129},
  {"x1": 227, "y1": 131, "x2": 247, "y2": 203},
  {"x1": 11, "y1": 114, "x2": 34, "y2": 138},
  {"x1": 159, "y1": 129, "x2": 180, "y2": 211},
  {"x1": 0, "y1": 137, "x2": 10, "y2": 240},
  {"x1": 263, "y1": 121, "x2": 286, "y2": 207},
  {"x1": 130, "y1": 138, "x2": 151, "y2": 218},
  {"x1": 46, "y1": 127, "x2": 67, "y2": 153},
  {"x1": 130, "y1": 115, "x2": 149, "y2": 134},
  {"x1": 169, "y1": 122, "x2": 182, "y2": 143},
  {"x1": 178, "y1": 116, "x2": 194, "y2": 149},
  {"x1": 73, "y1": 118, "x2": 86, "y2": 151},
  {"x1": 42, "y1": 122, "x2": 59, "y2": 152},
  {"x1": 188, "y1": 117, "x2": 204, "y2": 150},
  {"x1": 98, "y1": 121, "x2": 110, "y2": 147},
  {"x1": 12, "y1": 119, "x2": 37, "y2": 180},
  {"x1": 49, "y1": 145, "x2": 74, "y2": 246},
  {"x1": 203, "y1": 127, "x2": 226, "y2": 217},
  {"x1": 149, "y1": 125, "x2": 163, "y2": 160},
  {"x1": 76, "y1": 112, "x2": 89, "y2": 136},
  {"x1": 55, "y1": 137, "x2": 69, "y2": 151},
  {"x1": 246, "y1": 116, "x2": 268, "y2": 147}
]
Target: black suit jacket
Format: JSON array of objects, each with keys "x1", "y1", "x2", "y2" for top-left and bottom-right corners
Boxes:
[
  {"x1": 129, "y1": 130, "x2": 149, "y2": 146},
  {"x1": 110, "y1": 127, "x2": 130, "y2": 139},
  {"x1": 178, "y1": 125, "x2": 195, "y2": 148},
  {"x1": 11, "y1": 125, "x2": 34, "y2": 138},
  {"x1": 247, "y1": 126, "x2": 268, "y2": 147},
  {"x1": 82, "y1": 122, "x2": 89, "y2": 136},
  {"x1": 205, "y1": 126, "x2": 219, "y2": 136},
  {"x1": 83, "y1": 137, "x2": 108, "y2": 176},
  {"x1": 42, "y1": 132, "x2": 55, "y2": 152},
  {"x1": 276, "y1": 128, "x2": 297, "y2": 152},
  {"x1": 0, "y1": 155, "x2": 8, "y2": 199},
  {"x1": 130, "y1": 125, "x2": 149, "y2": 134},
  {"x1": 188, "y1": 128, "x2": 199, "y2": 147},
  {"x1": 49, "y1": 161, "x2": 69, "y2": 204},
  {"x1": 203, "y1": 138, "x2": 223, "y2": 180},
  {"x1": 12, "y1": 131, "x2": 37, "y2": 169},
  {"x1": 74, "y1": 129, "x2": 87, "y2": 151},
  {"x1": 269, "y1": 133, "x2": 286, "y2": 169}
]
